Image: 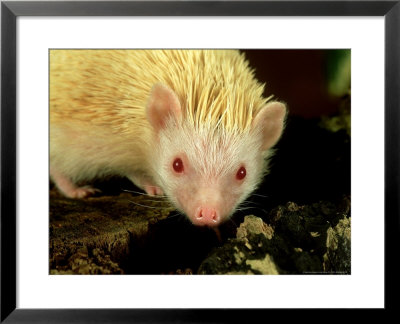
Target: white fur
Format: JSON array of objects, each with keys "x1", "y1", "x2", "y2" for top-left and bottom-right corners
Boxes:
[{"x1": 148, "y1": 117, "x2": 272, "y2": 222}]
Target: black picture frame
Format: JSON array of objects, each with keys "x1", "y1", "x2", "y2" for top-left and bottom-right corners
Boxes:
[{"x1": 1, "y1": 0, "x2": 398, "y2": 322}]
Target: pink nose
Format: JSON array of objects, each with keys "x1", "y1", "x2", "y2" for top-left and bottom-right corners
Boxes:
[{"x1": 194, "y1": 207, "x2": 220, "y2": 226}]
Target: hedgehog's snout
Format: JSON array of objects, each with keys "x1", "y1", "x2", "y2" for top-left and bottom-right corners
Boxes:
[
  {"x1": 173, "y1": 184, "x2": 226, "y2": 227},
  {"x1": 193, "y1": 206, "x2": 220, "y2": 227}
]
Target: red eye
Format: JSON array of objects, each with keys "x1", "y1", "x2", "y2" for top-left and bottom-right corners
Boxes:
[
  {"x1": 236, "y1": 166, "x2": 246, "y2": 180},
  {"x1": 173, "y1": 158, "x2": 184, "y2": 173}
]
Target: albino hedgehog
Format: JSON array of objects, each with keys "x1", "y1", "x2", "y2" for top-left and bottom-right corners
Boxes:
[{"x1": 50, "y1": 50, "x2": 286, "y2": 227}]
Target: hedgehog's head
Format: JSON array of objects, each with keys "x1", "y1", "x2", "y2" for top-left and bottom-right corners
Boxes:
[{"x1": 146, "y1": 83, "x2": 286, "y2": 227}]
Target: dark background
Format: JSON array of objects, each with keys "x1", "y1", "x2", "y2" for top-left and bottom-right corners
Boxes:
[{"x1": 243, "y1": 49, "x2": 347, "y2": 118}]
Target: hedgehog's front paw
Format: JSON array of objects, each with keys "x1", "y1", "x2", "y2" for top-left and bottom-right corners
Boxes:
[
  {"x1": 67, "y1": 186, "x2": 101, "y2": 199},
  {"x1": 128, "y1": 173, "x2": 164, "y2": 196},
  {"x1": 143, "y1": 184, "x2": 164, "y2": 196}
]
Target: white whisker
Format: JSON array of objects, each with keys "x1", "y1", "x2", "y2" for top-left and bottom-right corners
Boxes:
[
  {"x1": 128, "y1": 200, "x2": 171, "y2": 210},
  {"x1": 251, "y1": 193, "x2": 269, "y2": 198},
  {"x1": 121, "y1": 188, "x2": 168, "y2": 199}
]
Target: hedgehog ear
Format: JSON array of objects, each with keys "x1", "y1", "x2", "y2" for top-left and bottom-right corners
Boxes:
[
  {"x1": 146, "y1": 83, "x2": 182, "y2": 133},
  {"x1": 252, "y1": 101, "x2": 287, "y2": 151}
]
